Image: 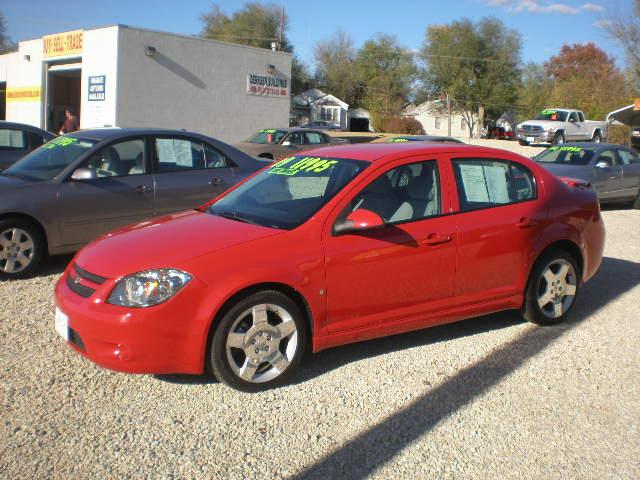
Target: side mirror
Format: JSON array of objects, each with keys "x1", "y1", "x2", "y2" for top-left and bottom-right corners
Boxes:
[
  {"x1": 334, "y1": 209, "x2": 385, "y2": 234},
  {"x1": 595, "y1": 161, "x2": 610, "y2": 169},
  {"x1": 70, "y1": 167, "x2": 97, "y2": 180},
  {"x1": 282, "y1": 140, "x2": 292, "y2": 146}
]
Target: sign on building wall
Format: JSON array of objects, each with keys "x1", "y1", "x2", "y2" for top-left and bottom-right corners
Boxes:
[
  {"x1": 88, "y1": 75, "x2": 106, "y2": 101},
  {"x1": 6, "y1": 86, "x2": 41, "y2": 102},
  {"x1": 43, "y1": 30, "x2": 83, "y2": 58},
  {"x1": 247, "y1": 73, "x2": 289, "y2": 98}
]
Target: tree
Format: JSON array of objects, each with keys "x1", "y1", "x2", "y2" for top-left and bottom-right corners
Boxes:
[
  {"x1": 0, "y1": 11, "x2": 14, "y2": 54},
  {"x1": 313, "y1": 30, "x2": 361, "y2": 106},
  {"x1": 200, "y1": 3, "x2": 309, "y2": 94},
  {"x1": 545, "y1": 43, "x2": 629, "y2": 119},
  {"x1": 518, "y1": 63, "x2": 554, "y2": 119},
  {"x1": 604, "y1": 0, "x2": 639, "y2": 93},
  {"x1": 420, "y1": 17, "x2": 522, "y2": 138},
  {"x1": 354, "y1": 34, "x2": 416, "y2": 125}
]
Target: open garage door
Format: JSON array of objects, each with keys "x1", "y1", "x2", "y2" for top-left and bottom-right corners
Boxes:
[{"x1": 45, "y1": 63, "x2": 81, "y2": 133}]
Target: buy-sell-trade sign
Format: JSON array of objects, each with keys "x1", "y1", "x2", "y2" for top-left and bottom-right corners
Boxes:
[{"x1": 43, "y1": 30, "x2": 83, "y2": 58}]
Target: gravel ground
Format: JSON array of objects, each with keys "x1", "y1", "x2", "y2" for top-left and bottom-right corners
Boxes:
[{"x1": 1, "y1": 208, "x2": 638, "y2": 479}]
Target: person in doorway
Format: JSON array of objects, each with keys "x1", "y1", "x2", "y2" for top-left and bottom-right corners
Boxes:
[{"x1": 59, "y1": 108, "x2": 79, "y2": 135}]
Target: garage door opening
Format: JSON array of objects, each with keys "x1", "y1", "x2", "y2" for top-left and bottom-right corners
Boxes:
[
  {"x1": 0, "y1": 82, "x2": 6, "y2": 120},
  {"x1": 46, "y1": 63, "x2": 81, "y2": 133}
]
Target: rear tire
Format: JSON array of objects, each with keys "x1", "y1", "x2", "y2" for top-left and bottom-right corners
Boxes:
[
  {"x1": 519, "y1": 140, "x2": 529, "y2": 146},
  {"x1": 258, "y1": 153, "x2": 274, "y2": 161},
  {"x1": 0, "y1": 218, "x2": 45, "y2": 279},
  {"x1": 632, "y1": 192, "x2": 640, "y2": 209},
  {"x1": 209, "y1": 290, "x2": 307, "y2": 392},
  {"x1": 552, "y1": 132, "x2": 565, "y2": 145},
  {"x1": 522, "y1": 248, "x2": 581, "y2": 326}
]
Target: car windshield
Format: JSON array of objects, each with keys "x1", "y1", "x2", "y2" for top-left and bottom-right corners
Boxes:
[
  {"x1": 534, "y1": 146, "x2": 595, "y2": 165},
  {"x1": 3, "y1": 136, "x2": 96, "y2": 181},
  {"x1": 535, "y1": 109, "x2": 568, "y2": 122},
  {"x1": 246, "y1": 129, "x2": 287, "y2": 144},
  {"x1": 208, "y1": 155, "x2": 369, "y2": 229}
]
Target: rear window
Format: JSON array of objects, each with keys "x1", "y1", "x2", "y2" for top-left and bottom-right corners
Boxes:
[
  {"x1": 534, "y1": 146, "x2": 594, "y2": 165},
  {"x1": 246, "y1": 129, "x2": 287, "y2": 144}
]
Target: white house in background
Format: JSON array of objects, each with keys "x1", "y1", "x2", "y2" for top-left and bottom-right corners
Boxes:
[
  {"x1": 402, "y1": 100, "x2": 477, "y2": 138},
  {"x1": 292, "y1": 88, "x2": 349, "y2": 129}
]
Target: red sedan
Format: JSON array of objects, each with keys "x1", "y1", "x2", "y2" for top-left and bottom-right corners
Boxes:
[{"x1": 54, "y1": 143, "x2": 605, "y2": 391}]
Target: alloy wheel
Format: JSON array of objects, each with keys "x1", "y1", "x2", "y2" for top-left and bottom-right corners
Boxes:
[
  {"x1": 536, "y1": 258, "x2": 577, "y2": 319},
  {"x1": 0, "y1": 228, "x2": 35, "y2": 274},
  {"x1": 225, "y1": 303, "x2": 299, "y2": 383}
]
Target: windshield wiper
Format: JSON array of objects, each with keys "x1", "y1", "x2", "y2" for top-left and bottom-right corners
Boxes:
[{"x1": 214, "y1": 210, "x2": 257, "y2": 225}]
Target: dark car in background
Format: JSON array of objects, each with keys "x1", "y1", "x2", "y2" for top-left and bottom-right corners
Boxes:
[
  {"x1": 0, "y1": 121, "x2": 56, "y2": 170},
  {"x1": 534, "y1": 143, "x2": 640, "y2": 207},
  {"x1": 234, "y1": 127, "x2": 346, "y2": 160},
  {"x1": 299, "y1": 120, "x2": 343, "y2": 131},
  {"x1": 0, "y1": 128, "x2": 266, "y2": 278}
]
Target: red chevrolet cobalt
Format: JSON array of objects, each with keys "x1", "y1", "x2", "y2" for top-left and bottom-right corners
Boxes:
[{"x1": 54, "y1": 143, "x2": 605, "y2": 391}]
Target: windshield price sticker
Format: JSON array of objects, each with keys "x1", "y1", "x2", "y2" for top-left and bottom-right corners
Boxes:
[
  {"x1": 549, "y1": 146, "x2": 583, "y2": 152},
  {"x1": 258, "y1": 129, "x2": 277, "y2": 134},
  {"x1": 44, "y1": 137, "x2": 78, "y2": 149},
  {"x1": 388, "y1": 138, "x2": 409, "y2": 143},
  {"x1": 541, "y1": 109, "x2": 557, "y2": 115},
  {"x1": 269, "y1": 156, "x2": 339, "y2": 176}
]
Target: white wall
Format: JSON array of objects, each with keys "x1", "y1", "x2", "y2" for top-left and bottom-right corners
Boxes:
[
  {"x1": 410, "y1": 111, "x2": 476, "y2": 138},
  {"x1": 5, "y1": 39, "x2": 44, "y2": 127},
  {"x1": 116, "y1": 27, "x2": 292, "y2": 143},
  {"x1": 80, "y1": 27, "x2": 119, "y2": 129}
]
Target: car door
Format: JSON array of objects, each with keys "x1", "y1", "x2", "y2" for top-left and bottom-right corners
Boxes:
[
  {"x1": 617, "y1": 149, "x2": 640, "y2": 200},
  {"x1": 566, "y1": 112, "x2": 582, "y2": 140},
  {"x1": 448, "y1": 156, "x2": 544, "y2": 305},
  {"x1": 274, "y1": 132, "x2": 305, "y2": 159},
  {"x1": 151, "y1": 135, "x2": 237, "y2": 216},
  {"x1": 322, "y1": 157, "x2": 456, "y2": 333},
  {"x1": 55, "y1": 136, "x2": 156, "y2": 247},
  {"x1": 591, "y1": 149, "x2": 624, "y2": 200}
]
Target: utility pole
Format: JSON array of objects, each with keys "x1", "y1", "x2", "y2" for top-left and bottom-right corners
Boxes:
[
  {"x1": 279, "y1": 7, "x2": 284, "y2": 50},
  {"x1": 447, "y1": 93, "x2": 451, "y2": 137}
]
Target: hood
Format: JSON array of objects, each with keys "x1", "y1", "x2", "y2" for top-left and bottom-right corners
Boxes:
[
  {"x1": 520, "y1": 120, "x2": 562, "y2": 129},
  {"x1": 0, "y1": 174, "x2": 36, "y2": 190},
  {"x1": 537, "y1": 162, "x2": 590, "y2": 179},
  {"x1": 74, "y1": 210, "x2": 284, "y2": 279}
]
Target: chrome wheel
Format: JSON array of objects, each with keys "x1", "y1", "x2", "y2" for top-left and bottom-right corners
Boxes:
[
  {"x1": 536, "y1": 259, "x2": 577, "y2": 319},
  {"x1": 225, "y1": 303, "x2": 299, "y2": 384},
  {"x1": 0, "y1": 228, "x2": 35, "y2": 274}
]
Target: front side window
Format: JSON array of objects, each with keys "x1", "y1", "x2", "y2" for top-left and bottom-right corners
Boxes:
[
  {"x1": 285, "y1": 132, "x2": 304, "y2": 145},
  {"x1": 597, "y1": 150, "x2": 618, "y2": 167},
  {"x1": 0, "y1": 129, "x2": 26, "y2": 150},
  {"x1": 568, "y1": 112, "x2": 579, "y2": 122},
  {"x1": 343, "y1": 160, "x2": 441, "y2": 224},
  {"x1": 305, "y1": 132, "x2": 326, "y2": 145},
  {"x1": 209, "y1": 155, "x2": 369, "y2": 229},
  {"x1": 534, "y1": 146, "x2": 595, "y2": 165},
  {"x1": 27, "y1": 132, "x2": 46, "y2": 150},
  {"x1": 85, "y1": 138, "x2": 145, "y2": 177},
  {"x1": 4, "y1": 136, "x2": 96, "y2": 181},
  {"x1": 154, "y1": 137, "x2": 207, "y2": 173},
  {"x1": 453, "y1": 159, "x2": 536, "y2": 211},
  {"x1": 617, "y1": 150, "x2": 638, "y2": 165}
]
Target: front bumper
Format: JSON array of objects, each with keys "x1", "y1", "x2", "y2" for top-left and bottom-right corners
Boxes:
[
  {"x1": 516, "y1": 130, "x2": 554, "y2": 143},
  {"x1": 54, "y1": 266, "x2": 212, "y2": 375}
]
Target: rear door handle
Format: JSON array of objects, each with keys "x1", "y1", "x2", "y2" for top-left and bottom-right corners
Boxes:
[
  {"x1": 209, "y1": 177, "x2": 225, "y2": 187},
  {"x1": 516, "y1": 217, "x2": 537, "y2": 228},
  {"x1": 136, "y1": 185, "x2": 152, "y2": 194},
  {"x1": 420, "y1": 233, "x2": 452, "y2": 246}
]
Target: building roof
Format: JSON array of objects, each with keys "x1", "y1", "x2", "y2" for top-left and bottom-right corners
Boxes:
[{"x1": 292, "y1": 88, "x2": 349, "y2": 108}]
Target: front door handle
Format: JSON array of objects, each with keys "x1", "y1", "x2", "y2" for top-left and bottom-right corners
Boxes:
[
  {"x1": 516, "y1": 217, "x2": 537, "y2": 228},
  {"x1": 136, "y1": 185, "x2": 152, "y2": 194},
  {"x1": 421, "y1": 233, "x2": 452, "y2": 246},
  {"x1": 209, "y1": 177, "x2": 225, "y2": 187}
]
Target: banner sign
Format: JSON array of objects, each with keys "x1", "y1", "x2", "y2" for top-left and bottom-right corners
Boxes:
[
  {"x1": 6, "y1": 86, "x2": 41, "y2": 102},
  {"x1": 88, "y1": 75, "x2": 106, "y2": 101},
  {"x1": 43, "y1": 30, "x2": 83, "y2": 58},
  {"x1": 247, "y1": 73, "x2": 289, "y2": 98},
  {"x1": 634, "y1": 99, "x2": 640, "y2": 111}
]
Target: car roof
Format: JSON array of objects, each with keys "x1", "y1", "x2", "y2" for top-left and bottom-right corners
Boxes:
[
  {"x1": 66, "y1": 127, "x2": 215, "y2": 142},
  {"x1": 305, "y1": 142, "x2": 525, "y2": 163},
  {"x1": 547, "y1": 142, "x2": 629, "y2": 151},
  {"x1": 255, "y1": 127, "x2": 324, "y2": 133},
  {"x1": 0, "y1": 121, "x2": 53, "y2": 135}
]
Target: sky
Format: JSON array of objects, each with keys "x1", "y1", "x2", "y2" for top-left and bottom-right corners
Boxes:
[{"x1": 2, "y1": 0, "x2": 632, "y2": 71}]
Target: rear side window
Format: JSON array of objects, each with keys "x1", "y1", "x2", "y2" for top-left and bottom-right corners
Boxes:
[
  {"x1": 617, "y1": 150, "x2": 638, "y2": 165},
  {"x1": 0, "y1": 129, "x2": 26, "y2": 150},
  {"x1": 453, "y1": 159, "x2": 536, "y2": 212},
  {"x1": 27, "y1": 132, "x2": 46, "y2": 150}
]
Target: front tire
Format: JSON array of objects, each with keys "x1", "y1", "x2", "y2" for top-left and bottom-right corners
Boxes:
[
  {"x1": 0, "y1": 218, "x2": 45, "y2": 279},
  {"x1": 632, "y1": 191, "x2": 640, "y2": 209},
  {"x1": 552, "y1": 132, "x2": 565, "y2": 145},
  {"x1": 519, "y1": 140, "x2": 529, "y2": 146},
  {"x1": 209, "y1": 290, "x2": 307, "y2": 392},
  {"x1": 522, "y1": 248, "x2": 581, "y2": 326}
]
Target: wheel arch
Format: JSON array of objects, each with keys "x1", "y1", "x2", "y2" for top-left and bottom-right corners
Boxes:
[
  {"x1": 0, "y1": 212, "x2": 49, "y2": 253},
  {"x1": 532, "y1": 239, "x2": 584, "y2": 279},
  {"x1": 257, "y1": 153, "x2": 274, "y2": 160}
]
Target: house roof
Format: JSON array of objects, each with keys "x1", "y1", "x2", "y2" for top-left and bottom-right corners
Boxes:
[{"x1": 292, "y1": 88, "x2": 349, "y2": 108}]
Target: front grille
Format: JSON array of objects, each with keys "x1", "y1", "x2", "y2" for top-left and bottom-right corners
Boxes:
[
  {"x1": 74, "y1": 264, "x2": 106, "y2": 285},
  {"x1": 66, "y1": 274, "x2": 95, "y2": 298},
  {"x1": 69, "y1": 328, "x2": 86, "y2": 351},
  {"x1": 521, "y1": 125, "x2": 543, "y2": 133}
]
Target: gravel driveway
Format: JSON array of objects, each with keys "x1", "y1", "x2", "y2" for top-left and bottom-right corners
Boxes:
[{"x1": 1, "y1": 208, "x2": 638, "y2": 479}]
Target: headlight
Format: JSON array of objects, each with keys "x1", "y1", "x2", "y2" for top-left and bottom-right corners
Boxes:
[{"x1": 108, "y1": 269, "x2": 192, "y2": 307}]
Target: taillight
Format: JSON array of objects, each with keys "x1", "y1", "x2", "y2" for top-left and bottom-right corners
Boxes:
[{"x1": 560, "y1": 177, "x2": 591, "y2": 189}]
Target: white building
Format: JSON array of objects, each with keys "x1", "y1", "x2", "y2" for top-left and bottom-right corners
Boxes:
[
  {"x1": 402, "y1": 100, "x2": 477, "y2": 139},
  {"x1": 0, "y1": 25, "x2": 292, "y2": 142},
  {"x1": 292, "y1": 88, "x2": 349, "y2": 129}
]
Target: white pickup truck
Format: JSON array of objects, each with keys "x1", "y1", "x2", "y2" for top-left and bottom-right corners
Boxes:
[{"x1": 516, "y1": 108, "x2": 608, "y2": 146}]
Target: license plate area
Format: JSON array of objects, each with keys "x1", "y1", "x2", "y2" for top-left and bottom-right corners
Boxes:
[{"x1": 55, "y1": 307, "x2": 69, "y2": 341}]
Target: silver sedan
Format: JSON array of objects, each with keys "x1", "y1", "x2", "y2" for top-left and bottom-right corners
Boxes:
[{"x1": 534, "y1": 143, "x2": 640, "y2": 207}]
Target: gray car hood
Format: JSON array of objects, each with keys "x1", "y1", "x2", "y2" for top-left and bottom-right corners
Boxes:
[
  {"x1": 537, "y1": 163, "x2": 591, "y2": 180},
  {"x1": 0, "y1": 174, "x2": 36, "y2": 190}
]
